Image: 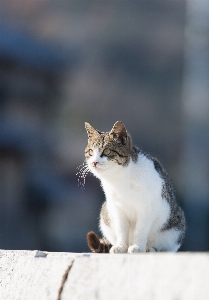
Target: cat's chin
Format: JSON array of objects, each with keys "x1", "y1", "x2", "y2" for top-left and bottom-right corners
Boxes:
[
  {"x1": 89, "y1": 165, "x2": 108, "y2": 177},
  {"x1": 90, "y1": 166, "x2": 106, "y2": 173},
  {"x1": 88, "y1": 161, "x2": 120, "y2": 178}
]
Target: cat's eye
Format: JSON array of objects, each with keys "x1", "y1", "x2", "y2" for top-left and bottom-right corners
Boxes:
[
  {"x1": 103, "y1": 148, "x2": 111, "y2": 156},
  {"x1": 89, "y1": 149, "x2": 93, "y2": 156}
]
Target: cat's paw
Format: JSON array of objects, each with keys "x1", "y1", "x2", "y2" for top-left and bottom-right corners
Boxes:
[
  {"x1": 146, "y1": 247, "x2": 157, "y2": 252},
  {"x1": 128, "y1": 245, "x2": 143, "y2": 253},
  {"x1": 110, "y1": 245, "x2": 128, "y2": 254}
]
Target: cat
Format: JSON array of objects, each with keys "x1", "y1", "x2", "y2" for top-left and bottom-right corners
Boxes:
[{"x1": 81, "y1": 121, "x2": 186, "y2": 253}]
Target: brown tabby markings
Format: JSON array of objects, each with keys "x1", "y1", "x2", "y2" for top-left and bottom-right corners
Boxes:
[
  {"x1": 85, "y1": 122, "x2": 132, "y2": 166},
  {"x1": 100, "y1": 202, "x2": 110, "y2": 226},
  {"x1": 85, "y1": 122, "x2": 139, "y2": 167},
  {"x1": 87, "y1": 231, "x2": 112, "y2": 253}
]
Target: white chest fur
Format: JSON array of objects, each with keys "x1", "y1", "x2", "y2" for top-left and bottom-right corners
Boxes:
[{"x1": 101, "y1": 155, "x2": 170, "y2": 227}]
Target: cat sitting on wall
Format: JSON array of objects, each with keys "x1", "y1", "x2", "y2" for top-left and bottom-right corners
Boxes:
[{"x1": 79, "y1": 121, "x2": 186, "y2": 253}]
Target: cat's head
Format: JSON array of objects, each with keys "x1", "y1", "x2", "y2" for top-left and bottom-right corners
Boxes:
[{"x1": 84, "y1": 121, "x2": 132, "y2": 178}]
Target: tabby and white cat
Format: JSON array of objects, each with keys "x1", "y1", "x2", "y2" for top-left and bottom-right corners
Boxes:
[{"x1": 82, "y1": 121, "x2": 186, "y2": 253}]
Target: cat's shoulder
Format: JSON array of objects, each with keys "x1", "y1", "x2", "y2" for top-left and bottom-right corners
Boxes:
[{"x1": 131, "y1": 146, "x2": 170, "y2": 178}]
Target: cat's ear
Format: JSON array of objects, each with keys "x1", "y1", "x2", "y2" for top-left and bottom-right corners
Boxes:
[
  {"x1": 85, "y1": 122, "x2": 100, "y2": 140},
  {"x1": 110, "y1": 121, "x2": 127, "y2": 144}
]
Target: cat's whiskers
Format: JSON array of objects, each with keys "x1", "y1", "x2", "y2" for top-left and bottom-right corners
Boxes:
[{"x1": 76, "y1": 161, "x2": 90, "y2": 189}]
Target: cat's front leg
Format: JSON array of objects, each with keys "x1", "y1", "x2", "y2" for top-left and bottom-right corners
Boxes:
[
  {"x1": 110, "y1": 226, "x2": 129, "y2": 253},
  {"x1": 128, "y1": 219, "x2": 149, "y2": 253},
  {"x1": 109, "y1": 208, "x2": 129, "y2": 254}
]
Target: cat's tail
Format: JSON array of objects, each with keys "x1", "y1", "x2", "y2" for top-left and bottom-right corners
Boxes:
[{"x1": 87, "y1": 231, "x2": 112, "y2": 253}]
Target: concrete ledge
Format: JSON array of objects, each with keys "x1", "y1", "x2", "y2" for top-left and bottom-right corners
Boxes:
[{"x1": 1, "y1": 250, "x2": 209, "y2": 300}]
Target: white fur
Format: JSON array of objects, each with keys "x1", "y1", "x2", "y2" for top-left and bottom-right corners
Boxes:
[{"x1": 87, "y1": 149, "x2": 180, "y2": 253}]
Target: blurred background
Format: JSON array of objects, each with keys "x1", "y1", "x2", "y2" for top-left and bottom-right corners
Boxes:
[{"x1": 0, "y1": 0, "x2": 208, "y2": 252}]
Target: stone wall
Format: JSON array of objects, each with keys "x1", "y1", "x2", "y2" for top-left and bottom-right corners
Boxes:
[{"x1": 1, "y1": 250, "x2": 208, "y2": 300}]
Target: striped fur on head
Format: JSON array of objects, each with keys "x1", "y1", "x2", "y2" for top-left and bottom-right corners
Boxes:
[{"x1": 85, "y1": 121, "x2": 133, "y2": 167}]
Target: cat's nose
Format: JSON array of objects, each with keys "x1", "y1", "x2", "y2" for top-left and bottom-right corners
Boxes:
[{"x1": 92, "y1": 161, "x2": 98, "y2": 167}]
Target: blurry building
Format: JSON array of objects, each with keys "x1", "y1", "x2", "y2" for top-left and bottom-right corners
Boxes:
[{"x1": 0, "y1": 25, "x2": 97, "y2": 252}]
